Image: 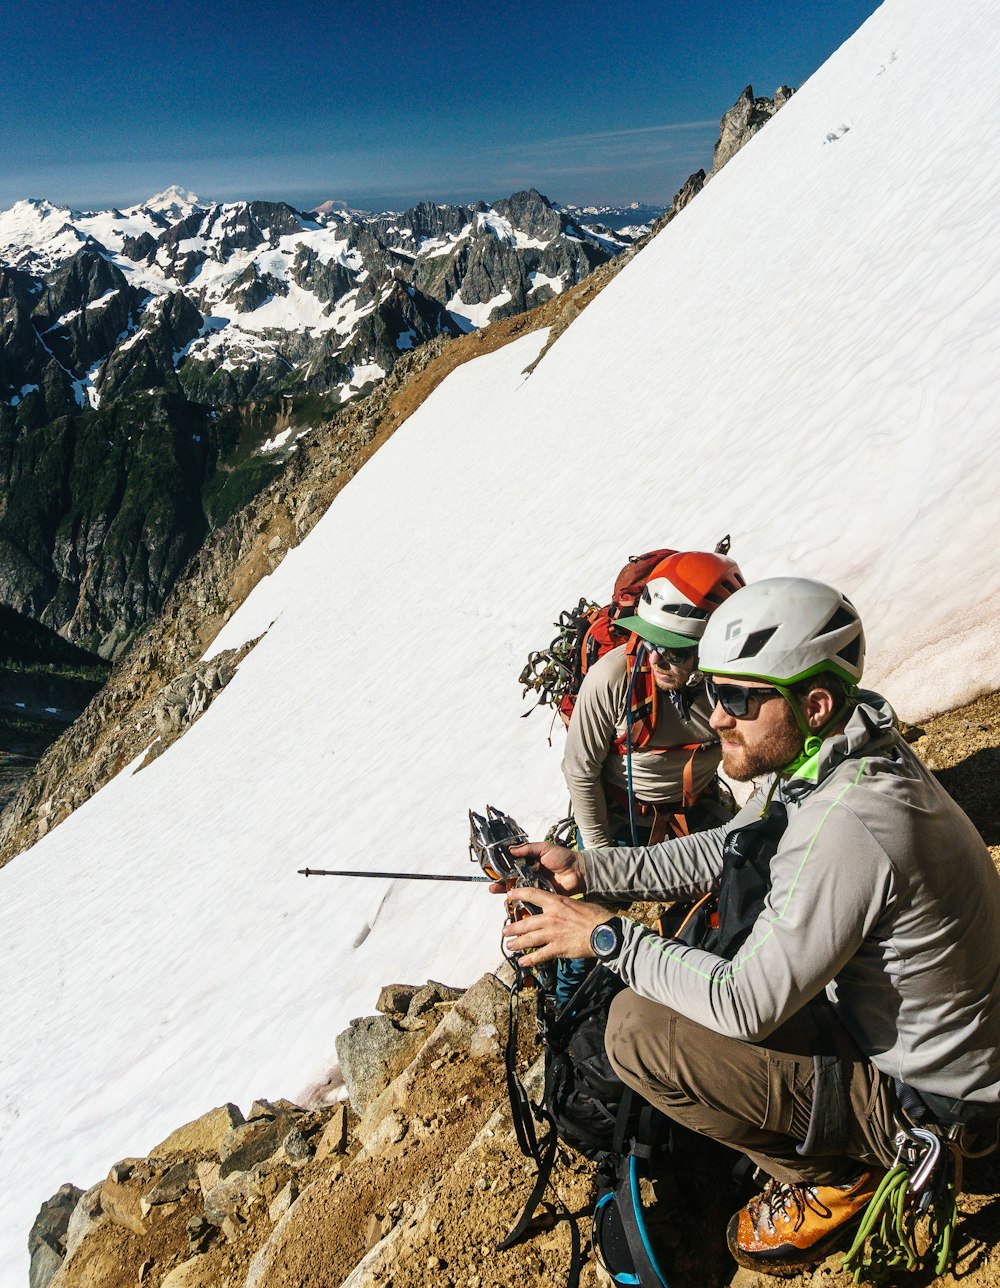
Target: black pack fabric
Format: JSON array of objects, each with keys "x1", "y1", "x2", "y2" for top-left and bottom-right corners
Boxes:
[
  {"x1": 543, "y1": 964, "x2": 643, "y2": 1159},
  {"x1": 502, "y1": 962, "x2": 671, "y2": 1285},
  {"x1": 677, "y1": 801, "x2": 788, "y2": 960}
]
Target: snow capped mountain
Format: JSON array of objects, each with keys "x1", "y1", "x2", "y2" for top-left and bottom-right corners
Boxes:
[
  {"x1": 4, "y1": 0, "x2": 1000, "y2": 1275},
  {"x1": 561, "y1": 199, "x2": 668, "y2": 236},
  {"x1": 0, "y1": 188, "x2": 633, "y2": 651},
  {"x1": 312, "y1": 197, "x2": 372, "y2": 218},
  {"x1": 0, "y1": 187, "x2": 624, "y2": 421},
  {"x1": 0, "y1": 191, "x2": 206, "y2": 275},
  {"x1": 0, "y1": 198, "x2": 100, "y2": 274},
  {"x1": 134, "y1": 184, "x2": 205, "y2": 221}
]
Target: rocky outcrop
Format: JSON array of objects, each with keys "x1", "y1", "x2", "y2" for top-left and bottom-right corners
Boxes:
[
  {"x1": 28, "y1": 1184, "x2": 82, "y2": 1288},
  {"x1": 713, "y1": 84, "x2": 794, "y2": 172},
  {"x1": 142, "y1": 645, "x2": 247, "y2": 765},
  {"x1": 29, "y1": 956, "x2": 779, "y2": 1287},
  {"x1": 36, "y1": 1094, "x2": 353, "y2": 1288},
  {"x1": 337, "y1": 980, "x2": 467, "y2": 1112},
  {"x1": 29, "y1": 968, "x2": 581, "y2": 1288},
  {"x1": 672, "y1": 169, "x2": 707, "y2": 215},
  {"x1": 650, "y1": 84, "x2": 794, "y2": 241}
]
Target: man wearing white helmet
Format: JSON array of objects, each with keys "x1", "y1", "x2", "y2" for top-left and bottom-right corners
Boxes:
[
  {"x1": 562, "y1": 550, "x2": 745, "y2": 849},
  {"x1": 502, "y1": 577, "x2": 1000, "y2": 1274}
]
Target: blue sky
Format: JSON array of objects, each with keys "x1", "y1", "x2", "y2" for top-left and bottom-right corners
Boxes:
[{"x1": 1, "y1": 0, "x2": 883, "y2": 212}]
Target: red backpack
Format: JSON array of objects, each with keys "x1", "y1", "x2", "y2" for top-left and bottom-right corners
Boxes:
[
  {"x1": 519, "y1": 538, "x2": 734, "y2": 729},
  {"x1": 518, "y1": 548, "x2": 676, "y2": 728}
]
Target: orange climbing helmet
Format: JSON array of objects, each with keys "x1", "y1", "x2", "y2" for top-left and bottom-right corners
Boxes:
[{"x1": 616, "y1": 551, "x2": 746, "y2": 649}]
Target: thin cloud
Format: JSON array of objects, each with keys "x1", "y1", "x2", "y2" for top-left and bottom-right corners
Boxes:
[{"x1": 526, "y1": 120, "x2": 719, "y2": 150}]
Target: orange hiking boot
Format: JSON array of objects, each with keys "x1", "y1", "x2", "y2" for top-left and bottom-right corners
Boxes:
[{"x1": 726, "y1": 1170, "x2": 879, "y2": 1274}]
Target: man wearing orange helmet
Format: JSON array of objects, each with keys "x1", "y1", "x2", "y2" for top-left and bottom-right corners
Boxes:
[{"x1": 562, "y1": 550, "x2": 746, "y2": 849}]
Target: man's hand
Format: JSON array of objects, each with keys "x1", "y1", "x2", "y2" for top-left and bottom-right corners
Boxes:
[
  {"x1": 486, "y1": 841, "x2": 586, "y2": 896},
  {"x1": 500, "y1": 887, "x2": 615, "y2": 964}
]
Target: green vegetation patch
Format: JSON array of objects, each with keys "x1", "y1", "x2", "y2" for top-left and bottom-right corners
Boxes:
[{"x1": 0, "y1": 605, "x2": 110, "y2": 679}]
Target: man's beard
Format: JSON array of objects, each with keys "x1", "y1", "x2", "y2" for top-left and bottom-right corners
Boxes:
[{"x1": 720, "y1": 708, "x2": 803, "y2": 781}]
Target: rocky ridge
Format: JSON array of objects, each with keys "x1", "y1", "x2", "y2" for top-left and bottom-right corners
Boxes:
[
  {"x1": 648, "y1": 84, "x2": 794, "y2": 234},
  {"x1": 713, "y1": 85, "x2": 794, "y2": 172}
]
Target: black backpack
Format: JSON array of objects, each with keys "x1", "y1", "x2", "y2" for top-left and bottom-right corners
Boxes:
[
  {"x1": 501, "y1": 963, "x2": 671, "y2": 1287},
  {"x1": 501, "y1": 799, "x2": 791, "y2": 1287}
]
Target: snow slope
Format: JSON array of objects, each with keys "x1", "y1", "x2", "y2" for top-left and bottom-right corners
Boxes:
[{"x1": 5, "y1": 0, "x2": 1000, "y2": 1274}]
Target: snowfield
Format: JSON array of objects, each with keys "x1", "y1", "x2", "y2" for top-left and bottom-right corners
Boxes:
[{"x1": 3, "y1": 0, "x2": 1000, "y2": 1276}]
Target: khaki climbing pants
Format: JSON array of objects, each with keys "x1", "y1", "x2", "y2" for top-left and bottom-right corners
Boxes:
[{"x1": 605, "y1": 989, "x2": 901, "y2": 1185}]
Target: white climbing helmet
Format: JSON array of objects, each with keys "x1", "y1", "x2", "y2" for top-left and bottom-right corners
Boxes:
[{"x1": 697, "y1": 577, "x2": 865, "y2": 686}]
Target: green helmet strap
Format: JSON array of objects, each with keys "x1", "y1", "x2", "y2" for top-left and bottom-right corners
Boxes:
[{"x1": 775, "y1": 685, "x2": 853, "y2": 778}]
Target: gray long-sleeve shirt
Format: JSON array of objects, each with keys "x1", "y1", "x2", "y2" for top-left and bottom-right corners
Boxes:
[
  {"x1": 562, "y1": 644, "x2": 721, "y2": 848},
  {"x1": 583, "y1": 695, "x2": 1000, "y2": 1106}
]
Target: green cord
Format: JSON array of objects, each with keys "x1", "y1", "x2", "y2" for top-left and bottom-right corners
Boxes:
[{"x1": 841, "y1": 1164, "x2": 957, "y2": 1283}]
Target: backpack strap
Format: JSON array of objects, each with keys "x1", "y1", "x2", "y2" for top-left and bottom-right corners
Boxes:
[
  {"x1": 614, "y1": 1153, "x2": 671, "y2": 1288},
  {"x1": 499, "y1": 965, "x2": 583, "y2": 1286},
  {"x1": 594, "y1": 1097, "x2": 672, "y2": 1287},
  {"x1": 612, "y1": 636, "x2": 657, "y2": 754},
  {"x1": 502, "y1": 966, "x2": 553, "y2": 1178}
]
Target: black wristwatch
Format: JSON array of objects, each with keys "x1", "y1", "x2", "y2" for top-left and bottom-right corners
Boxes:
[{"x1": 590, "y1": 916, "x2": 626, "y2": 962}]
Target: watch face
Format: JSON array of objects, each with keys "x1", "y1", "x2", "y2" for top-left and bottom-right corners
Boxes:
[{"x1": 592, "y1": 921, "x2": 619, "y2": 958}]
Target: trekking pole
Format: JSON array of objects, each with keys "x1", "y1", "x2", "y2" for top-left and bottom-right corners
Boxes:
[{"x1": 298, "y1": 868, "x2": 491, "y2": 881}]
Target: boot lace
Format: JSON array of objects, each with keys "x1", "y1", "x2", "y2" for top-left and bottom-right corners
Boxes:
[{"x1": 751, "y1": 1178, "x2": 834, "y2": 1234}]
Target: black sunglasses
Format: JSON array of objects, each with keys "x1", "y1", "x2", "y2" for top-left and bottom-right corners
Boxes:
[
  {"x1": 644, "y1": 643, "x2": 698, "y2": 664},
  {"x1": 705, "y1": 678, "x2": 784, "y2": 719}
]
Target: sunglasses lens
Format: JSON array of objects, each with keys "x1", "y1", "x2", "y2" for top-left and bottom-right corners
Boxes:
[
  {"x1": 646, "y1": 642, "x2": 696, "y2": 663},
  {"x1": 706, "y1": 680, "x2": 750, "y2": 718},
  {"x1": 727, "y1": 687, "x2": 751, "y2": 718}
]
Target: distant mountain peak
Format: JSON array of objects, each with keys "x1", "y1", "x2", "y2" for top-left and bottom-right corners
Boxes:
[{"x1": 136, "y1": 186, "x2": 204, "y2": 218}]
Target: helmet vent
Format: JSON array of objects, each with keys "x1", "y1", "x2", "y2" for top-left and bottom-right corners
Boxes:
[
  {"x1": 838, "y1": 636, "x2": 863, "y2": 668},
  {"x1": 737, "y1": 626, "x2": 779, "y2": 658},
  {"x1": 663, "y1": 603, "x2": 710, "y2": 620},
  {"x1": 820, "y1": 606, "x2": 856, "y2": 636}
]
